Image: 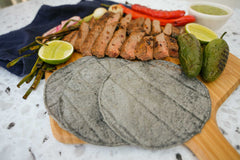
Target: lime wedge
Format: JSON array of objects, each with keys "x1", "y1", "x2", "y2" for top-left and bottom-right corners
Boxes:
[
  {"x1": 185, "y1": 23, "x2": 218, "y2": 43},
  {"x1": 38, "y1": 40, "x2": 73, "y2": 65}
]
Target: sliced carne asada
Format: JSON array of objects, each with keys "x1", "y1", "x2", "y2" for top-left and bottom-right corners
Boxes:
[
  {"x1": 88, "y1": 17, "x2": 96, "y2": 30},
  {"x1": 119, "y1": 14, "x2": 132, "y2": 29},
  {"x1": 171, "y1": 26, "x2": 180, "y2": 38},
  {"x1": 62, "y1": 30, "x2": 78, "y2": 45},
  {"x1": 80, "y1": 12, "x2": 113, "y2": 56},
  {"x1": 163, "y1": 23, "x2": 173, "y2": 36},
  {"x1": 106, "y1": 28, "x2": 127, "y2": 58},
  {"x1": 165, "y1": 35, "x2": 179, "y2": 58},
  {"x1": 153, "y1": 33, "x2": 169, "y2": 59},
  {"x1": 120, "y1": 31, "x2": 145, "y2": 60},
  {"x1": 143, "y1": 18, "x2": 151, "y2": 35},
  {"x1": 106, "y1": 14, "x2": 132, "y2": 58},
  {"x1": 151, "y1": 20, "x2": 161, "y2": 35},
  {"x1": 92, "y1": 13, "x2": 121, "y2": 58},
  {"x1": 127, "y1": 17, "x2": 145, "y2": 34},
  {"x1": 135, "y1": 36, "x2": 153, "y2": 61},
  {"x1": 74, "y1": 22, "x2": 89, "y2": 53}
]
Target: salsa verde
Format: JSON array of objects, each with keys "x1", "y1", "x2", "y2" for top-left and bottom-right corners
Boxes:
[{"x1": 191, "y1": 5, "x2": 228, "y2": 15}]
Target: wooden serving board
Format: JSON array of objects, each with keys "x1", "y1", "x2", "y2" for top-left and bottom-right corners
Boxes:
[{"x1": 45, "y1": 53, "x2": 240, "y2": 160}]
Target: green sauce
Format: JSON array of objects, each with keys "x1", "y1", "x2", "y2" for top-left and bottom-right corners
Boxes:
[{"x1": 191, "y1": 5, "x2": 228, "y2": 15}]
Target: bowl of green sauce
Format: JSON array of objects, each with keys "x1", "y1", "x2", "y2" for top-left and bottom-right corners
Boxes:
[{"x1": 188, "y1": 2, "x2": 233, "y2": 31}]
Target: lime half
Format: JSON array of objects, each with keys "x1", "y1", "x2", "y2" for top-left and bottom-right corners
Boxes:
[
  {"x1": 38, "y1": 40, "x2": 73, "y2": 65},
  {"x1": 185, "y1": 23, "x2": 218, "y2": 43}
]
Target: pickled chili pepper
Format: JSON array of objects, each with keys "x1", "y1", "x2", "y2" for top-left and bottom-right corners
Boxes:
[
  {"x1": 118, "y1": 4, "x2": 195, "y2": 26},
  {"x1": 131, "y1": 4, "x2": 185, "y2": 19}
]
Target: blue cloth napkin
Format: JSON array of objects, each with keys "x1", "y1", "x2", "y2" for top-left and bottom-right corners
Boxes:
[{"x1": 0, "y1": 0, "x2": 116, "y2": 76}]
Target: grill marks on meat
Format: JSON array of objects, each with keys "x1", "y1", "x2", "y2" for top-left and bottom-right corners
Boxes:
[
  {"x1": 62, "y1": 30, "x2": 78, "y2": 46},
  {"x1": 153, "y1": 33, "x2": 169, "y2": 59},
  {"x1": 106, "y1": 14, "x2": 132, "y2": 58},
  {"x1": 165, "y1": 35, "x2": 179, "y2": 58},
  {"x1": 135, "y1": 36, "x2": 153, "y2": 61},
  {"x1": 106, "y1": 28, "x2": 127, "y2": 58},
  {"x1": 75, "y1": 22, "x2": 89, "y2": 52},
  {"x1": 143, "y1": 18, "x2": 151, "y2": 35},
  {"x1": 88, "y1": 17, "x2": 96, "y2": 30},
  {"x1": 63, "y1": 12, "x2": 180, "y2": 60},
  {"x1": 92, "y1": 13, "x2": 121, "y2": 58},
  {"x1": 151, "y1": 20, "x2": 161, "y2": 35},
  {"x1": 120, "y1": 31, "x2": 145, "y2": 60},
  {"x1": 119, "y1": 14, "x2": 132, "y2": 29},
  {"x1": 172, "y1": 26, "x2": 180, "y2": 38},
  {"x1": 127, "y1": 17, "x2": 145, "y2": 34},
  {"x1": 80, "y1": 12, "x2": 114, "y2": 56}
]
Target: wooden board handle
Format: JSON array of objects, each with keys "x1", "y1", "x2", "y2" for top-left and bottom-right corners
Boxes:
[{"x1": 185, "y1": 119, "x2": 240, "y2": 160}]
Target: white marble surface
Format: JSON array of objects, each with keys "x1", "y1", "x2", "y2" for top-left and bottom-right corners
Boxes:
[{"x1": 0, "y1": 0, "x2": 240, "y2": 160}]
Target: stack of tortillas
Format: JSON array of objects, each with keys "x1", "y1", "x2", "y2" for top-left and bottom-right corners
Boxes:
[{"x1": 44, "y1": 56, "x2": 211, "y2": 149}]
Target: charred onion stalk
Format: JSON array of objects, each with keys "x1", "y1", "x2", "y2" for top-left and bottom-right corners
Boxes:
[
  {"x1": 6, "y1": 7, "x2": 108, "y2": 99},
  {"x1": 6, "y1": 25, "x2": 76, "y2": 99}
]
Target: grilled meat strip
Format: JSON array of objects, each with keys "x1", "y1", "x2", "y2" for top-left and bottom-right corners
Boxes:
[
  {"x1": 153, "y1": 33, "x2": 169, "y2": 59},
  {"x1": 106, "y1": 14, "x2": 132, "y2": 58},
  {"x1": 62, "y1": 30, "x2": 78, "y2": 46},
  {"x1": 75, "y1": 22, "x2": 89, "y2": 52},
  {"x1": 88, "y1": 17, "x2": 96, "y2": 30},
  {"x1": 92, "y1": 13, "x2": 121, "y2": 58},
  {"x1": 127, "y1": 17, "x2": 145, "y2": 34},
  {"x1": 163, "y1": 23, "x2": 172, "y2": 36},
  {"x1": 143, "y1": 18, "x2": 151, "y2": 35},
  {"x1": 165, "y1": 35, "x2": 179, "y2": 58},
  {"x1": 120, "y1": 31, "x2": 145, "y2": 60},
  {"x1": 119, "y1": 14, "x2": 132, "y2": 28},
  {"x1": 151, "y1": 20, "x2": 161, "y2": 35},
  {"x1": 80, "y1": 12, "x2": 114, "y2": 56},
  {"x1": 106, "y1": 28, "x2": 127, "y2": 58},
  {"x1": 135, "y1": 36, "x2": 153, "y2": 61},
  {"x1": 172, "y1": 26, "x2": 180, "y2": 38}
]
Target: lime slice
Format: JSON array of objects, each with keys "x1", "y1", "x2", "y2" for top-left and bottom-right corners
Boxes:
[
  {"x1": 185, "y1": 23, "x2": 218, "y2": 43},
  {"x1": 38, "y1": 40, "x2": 73, "y2": 65}
]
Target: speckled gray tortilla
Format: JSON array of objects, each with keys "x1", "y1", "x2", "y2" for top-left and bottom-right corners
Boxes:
[
  {"x1": 58, "y1": 57, "x2": 129, "y2": 146},
  {"x1": 44, "y1": 56, "x2": 93, "y2": 129},
  {"x1": 99, "y1": 60, "x2": 211, "y2": 149}
]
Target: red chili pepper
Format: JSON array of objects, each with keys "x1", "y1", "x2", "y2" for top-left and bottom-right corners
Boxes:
[
  {"x1": 118, "y1": 4, "x2": 195, "y2": 26},
  {"x1": 131, "y1": 4, "x2": 185, "y2": 19}
]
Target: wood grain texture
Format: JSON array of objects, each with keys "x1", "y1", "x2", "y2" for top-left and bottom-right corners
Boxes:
[{"x1": 45, "y1": 53, "x2": 240, "y2": 160}]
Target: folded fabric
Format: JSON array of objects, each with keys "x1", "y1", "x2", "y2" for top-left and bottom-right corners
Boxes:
[{"x1": 0, "y1": 0, "x2": 116, "y2": 76}]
